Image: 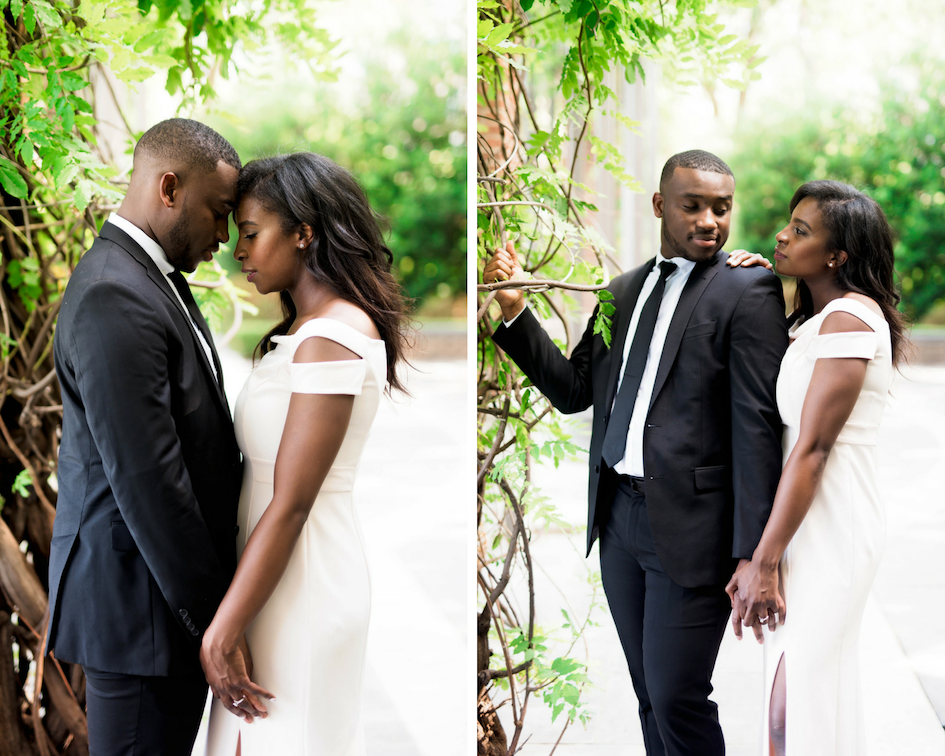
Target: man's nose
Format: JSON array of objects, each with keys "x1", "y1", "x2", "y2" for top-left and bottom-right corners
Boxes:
[
  {"x1": 696, "y1": 208, "x2": 718, "y2": 229},
  {"x1": 217, "y1": 218, "x2": 230, "y2": 244}
]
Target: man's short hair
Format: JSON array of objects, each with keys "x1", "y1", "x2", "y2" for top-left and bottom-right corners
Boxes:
[
  {"x1": 134, "y1": 118, "x2": 241, "y2": 175},
  {"x1": 660, "y1": 150, "x2": 734, "y2": 191}
]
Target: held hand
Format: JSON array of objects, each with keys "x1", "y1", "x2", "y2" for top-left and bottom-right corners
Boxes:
[
  {"x1": 726, "y1": 249, "x2": 773, "y2": 270},
  {"x1": 725, "y1": 557, "x2": 786, "y2": 644},
  {"x1": 200, "y1": 628, "x2": 274, "y2": 723},
  {"x1": 483, "y1": 240, "x2": 526, "y2": 321},
  {"x1": 726, "y1": 559, "x2": 761, "y2": 642}
]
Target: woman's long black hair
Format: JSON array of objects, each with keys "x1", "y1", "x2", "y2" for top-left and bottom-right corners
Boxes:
[
  {"x1": 789, "y1": 180, "x2": 906, "y2": 366},
  {"x1": 238, "y1": 152, "x2": 413, "y2": 393}
]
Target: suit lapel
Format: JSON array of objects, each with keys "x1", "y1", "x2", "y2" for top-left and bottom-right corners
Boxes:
[
  {"x1": 648, "y1": 255, "x2": 720, "y2": 412},
  {"x1": 99, "y1": 224, "x2": 230, "y2": 414},
  {"x1": 603, "y1": 260, "x2": 653, "y2": 420}
]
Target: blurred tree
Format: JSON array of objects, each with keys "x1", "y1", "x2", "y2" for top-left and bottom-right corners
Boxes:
[
  {"x1": 730, "y1": 57, "x2": 945, "y2": 320},
  {"x1": 212, "y1": 32, "x2": 466, "y2": 306}
]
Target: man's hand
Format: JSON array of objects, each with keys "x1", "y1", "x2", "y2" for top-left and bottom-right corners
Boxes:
[
  {"x1": 725, "y1": 558, "x2": 786, "y2": 644},
  {"x1": 200, "y1": 629, "x2": 274, "y2": 723},
  {"x1": 483, "y1": 240, "x2": 527, "y2": 322}
]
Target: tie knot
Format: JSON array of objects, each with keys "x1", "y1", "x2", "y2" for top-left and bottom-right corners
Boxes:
[{"x1": 658, "y1": 261, "x2": 677, "y2": 280}]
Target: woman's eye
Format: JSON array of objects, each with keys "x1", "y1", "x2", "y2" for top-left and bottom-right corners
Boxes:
[
  {"x1": 794, "y1": 227, "x2": 804, "y2": 235},
  {"x1": 244, "y1": 233, "x2": 257, "y2": 240}
]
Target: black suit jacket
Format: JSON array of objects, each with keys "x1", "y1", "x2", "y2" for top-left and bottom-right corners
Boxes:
[
  {"x1": 48, "y1": 222, "x2": 242, "y2": 676},
  {"x1": 493, "y1": 252, "x2": 788, "y2": 587}
]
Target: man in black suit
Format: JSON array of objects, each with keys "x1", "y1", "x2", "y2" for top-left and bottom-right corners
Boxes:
[
  {"x1": 484, "y1": 150, "x2": 788, "y2": 755},
  {"x1": 48, "y1": 119, "x2": 244, "y2": 756}
]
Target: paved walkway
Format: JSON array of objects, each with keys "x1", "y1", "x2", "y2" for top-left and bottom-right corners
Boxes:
[
  {"x1": 498, "y1": 364, "x2": 945, "y2": 754},
  {"x1": 191, "y1": 348, "x2": 467, "y2": 755}
]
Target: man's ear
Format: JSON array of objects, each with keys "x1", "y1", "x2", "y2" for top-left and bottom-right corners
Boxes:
[
  {"x1": 159, "y1": 172, "x2": 179, "y2": 209},
  {"x1": 652, "y1": 192, "x2": 664, "y2": 218}
]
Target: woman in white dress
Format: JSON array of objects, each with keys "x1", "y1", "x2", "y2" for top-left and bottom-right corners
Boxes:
[
  {"x1": 199, "y1": 152, "x2": 411, "y2": 755},
  {"x1": 725, "y1": 181, "x2": 906, "y2": 756}
]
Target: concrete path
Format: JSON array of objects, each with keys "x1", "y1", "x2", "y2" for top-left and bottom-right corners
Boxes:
[
  {"x1": 191, "y1": 348, "x2": 467, "y2": 755},
  {"x1": 496, "y1": 364, "x2": 945, "y2": 754}
]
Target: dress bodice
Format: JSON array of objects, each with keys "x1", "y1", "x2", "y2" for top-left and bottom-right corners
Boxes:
[
  {"x1": 776, "y1": 297, "x2": 893, "y2": 447},
  {"x1": 234, "y1": 318, "x2": 387, "y2": 499}
]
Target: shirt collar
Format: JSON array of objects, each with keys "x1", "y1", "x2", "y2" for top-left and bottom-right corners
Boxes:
[
  {"x1": 107, "y1": 213, "x2": 174, "y2": 276},
  {"x1": 655, "y1": 251, "x2": 696, "y2": 278}
]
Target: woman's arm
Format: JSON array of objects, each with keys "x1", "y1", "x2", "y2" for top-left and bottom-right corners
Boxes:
[
  {"x1": 726, "y1": 309, "x2": 873, "y2": 642},
  {"x1": 200, "y1": 336, "x2": 358, "y2": 718}
]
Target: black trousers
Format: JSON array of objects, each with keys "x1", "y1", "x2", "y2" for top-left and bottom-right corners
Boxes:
[
  {"x1": 83, "y1": 667, "x2": 208, "y2": 756},
  {"x1": 599, "y1": 479, "x2": 731, "y2": 756}
]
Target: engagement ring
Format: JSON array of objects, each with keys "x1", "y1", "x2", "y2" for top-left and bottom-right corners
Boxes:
[{"x1": 232, "y1": 696, "x2": 246, "y2": 707}]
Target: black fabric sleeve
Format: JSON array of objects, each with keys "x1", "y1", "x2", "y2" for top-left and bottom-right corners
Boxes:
[
  {"x1": 728, "y1": 273, "x2": 789, "y2": 559},
  {"x1": 492, "y1": 305, "x2": 598, "y2": 415}
]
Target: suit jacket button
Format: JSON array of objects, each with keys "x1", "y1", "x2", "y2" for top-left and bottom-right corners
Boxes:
[
  {"x1": 594, "y1": 465, "x2": 600, "y2": 473},
  {"x1": 179, "y1": 609, "x2": 187, "y2": 617},
  {"x1": 191, "y1": 628, "x2": 199, "y2": 636}
]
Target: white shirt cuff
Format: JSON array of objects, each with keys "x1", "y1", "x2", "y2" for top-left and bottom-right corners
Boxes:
[{"x1": 503, "y1": 305, "x2": 527, "y2": 328}]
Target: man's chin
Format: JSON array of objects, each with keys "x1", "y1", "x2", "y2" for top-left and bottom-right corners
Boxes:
[{"x1": 679, "y1": 246, "x2": 720, "y2": 263}]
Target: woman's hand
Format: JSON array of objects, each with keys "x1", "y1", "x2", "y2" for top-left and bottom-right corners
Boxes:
[
  {"x1": 727, "y1": 249, "x2": 773, "y2": 270},
  {"x1": 725, "y1": 558, "x2": 786, "y2": 644},
  {"x1": 200, "y1": 628, "x2": 274, "y2": 722}
]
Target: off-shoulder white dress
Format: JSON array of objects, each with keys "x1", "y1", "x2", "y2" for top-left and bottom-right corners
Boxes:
[
  {"x1": 762, "y1": 297, "x2": 892, "y2": 756},
  {"x1": 207, "y1": 318, "x2": 387, "y2": 756}
]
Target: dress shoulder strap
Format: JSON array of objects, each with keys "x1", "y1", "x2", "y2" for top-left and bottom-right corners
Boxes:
[
  {"x1": 820, "y1": 297, "x2": 887, "y2": 332},
  {"x1": 287, "y1": 318, "x2": 374, "y2": 359}
]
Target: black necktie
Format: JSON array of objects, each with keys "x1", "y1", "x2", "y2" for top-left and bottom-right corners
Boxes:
[
  {"x1": 601, "y1": 260, "x2": 677, "y2": 469},
  {"x1": 168, "y1": 270, "x2": 224, "y2": 387}
]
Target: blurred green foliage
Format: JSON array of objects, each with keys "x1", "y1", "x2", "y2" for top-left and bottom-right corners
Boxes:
[
  {"x1": 730, "y1": 58, "x2": 945, "y2": 321},
  {"x1": 212, "y1": 33, "x2": 465, "y2": 307}
]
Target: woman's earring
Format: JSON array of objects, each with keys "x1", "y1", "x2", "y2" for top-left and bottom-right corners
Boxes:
[{"x1": 828, "y1": 261, "x2": 835, "y2": 268}]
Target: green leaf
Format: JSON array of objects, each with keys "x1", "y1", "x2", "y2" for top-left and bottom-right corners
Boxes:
[
  {"x1": 61, "y1": 72, "x2": 88, "y2": 92},
  {"x1": 551, "y1": 656, "x2": 582, "y2": 675},
  {"x1": 6, "y1": 261, "x2": 22, "y2": 287},
  {"x1": 73, "y1": 179, "x2": 92, "y2": 212},
  {"x1": 0, "y1": 157, "x2": 28, "y2": 199},
  {"x1": 12, "y1": 469, "x2": 33, "y2": 498},
  {"x1": 31, "y1": 0, "x2": 61, "y2": 29},
  {"x1": 23, "y1": 2, "x2": 36, "y2": 34},
  {"x1": 484, "y1": 22, "x2": 514, "y2": 47}
]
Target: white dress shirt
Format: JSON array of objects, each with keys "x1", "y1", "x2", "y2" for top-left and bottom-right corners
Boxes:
[
  {"x1": 613, "y1": 254, "x2": 695, "y2": 476},
  {"x1": 107, "y1": 213, "x2": 219, "y2": 382}
]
